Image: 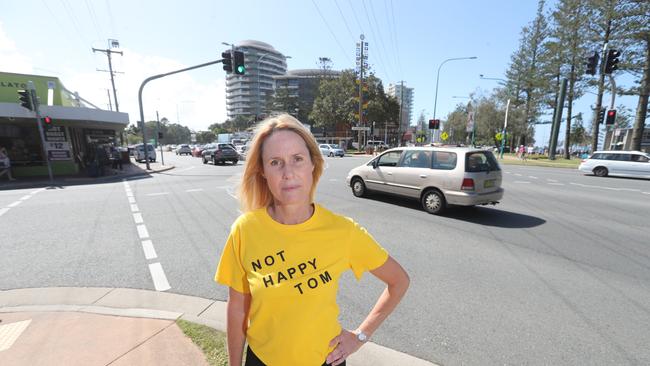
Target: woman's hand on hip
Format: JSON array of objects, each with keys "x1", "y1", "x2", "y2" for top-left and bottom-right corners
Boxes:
[{"x1": 326, "y1": 329, "x2": 363, "y2": 366}]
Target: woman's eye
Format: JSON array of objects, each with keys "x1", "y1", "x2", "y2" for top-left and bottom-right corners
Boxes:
[
  {"x1": 270, "y1": 160, "x2": 279, "y2": 166},
  {"x1": 295, "y1": 156, "x2": 303, "y2": 162}
]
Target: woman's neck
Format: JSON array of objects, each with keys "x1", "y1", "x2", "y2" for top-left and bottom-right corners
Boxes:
[{"x1": 268, "y1": 202, "x2": 314, "y2": 225}]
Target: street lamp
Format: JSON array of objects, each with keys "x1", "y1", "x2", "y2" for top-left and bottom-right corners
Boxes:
[
  {"x1": 479, "y1": 74, "x2": 507, "y2": 84},
  {"x1": 432, "y1": 56, "x2": 478, "y2": 143},
  {"x1": 479, "y1": 74, "x2": 510, "y2": 158}
]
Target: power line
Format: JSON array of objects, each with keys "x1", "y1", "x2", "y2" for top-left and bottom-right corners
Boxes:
[
  {"x1": 105, "y1": 0, "x2": 117, "y2": 37},
  {"x1": 368, "y1": 0, "x2": 398, "y2": 76},
  {"x1": 346, "y1": 0, "x2": 365, "y2": 35},
  {"x1": 387, "y1": 0, "x2": 403, "y2": 79},
  {"x1": 59, "y1": 0, "x2": 90, "y2": 45},
  {"x1": 85, "y1": 0, "x2": 103, "y2": 41},
  {"x1": 333, "y1": 0, "x2": 356, "y2": 42},
  {"x1": 360, "y1": 0, "x2": 392, "y2": 79},
  {"x1": 311, "y1": 0, "x2": 354, "y2": 65}
]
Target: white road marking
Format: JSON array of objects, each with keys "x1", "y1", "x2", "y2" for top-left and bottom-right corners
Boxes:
[
  {"x1": 146, "y1": 192, "x2": 170, "y2": 196},
  {"x1": 136, "y1": 224, "x2": 150, "y2": 239},
  {"x1": 149, "y1": 262, "x2": 171, "y2": 291},
  {"x1": 0, "y1": 208, "x2": 10, "y2": 217},
  {"x1": 528, "y1": 176, "x2": 538, "y2": 179},
  {"x1": 546, "y1": 179, "x2": 558, "y2": 182},
  {"x1": 128, "y1": 196, "x2": 136, "y2": 204},
  {"x1": 643, "y1": 192, "x2": 650, "y2": 195},
  {"x1": 514, "y1": 173, "x2": 522, "y2": 177},
  {"x1": 130, "y1": 204, "x2": 140, "y2": 212},
  {"x1": 329, "y1": 178, "x2": 339, "y2": 182},
  {"x1": 0, "y1": 319, "x2": 31, "y2": 352},
  {"x1": 126, "y1": 192, "x2": 134, "y2": 197},
  {"x1": 175, "y1": 166, "x2": 196, "y2": 173},
  {"x1": 505, "y1": 171, "x2": 511, "y2": 174},
  {"x1": 8, "y1": 201, "x2": 22, "y2": 208},
  {"x1": 226, "y1": 187, "x2": 238, "y2": 200},
  {"x1": 133, "y1": 213, "x2": 143, "y2": 224},
  {"x1": 185, "y1": 188, "x2": 204, "y2": 192},
  {"x1": 513, "y1": 181, "x2": 531, "y2": 184},
  {"x1": 19, "y1": 195, "x2": 31, "y2": 201},
  {"x1": 141, "y1": 240, "x2": 157, "y2": 259},
  {"x1": 30, "y1": 188, "x2": 45, "y2": 195},
  {"x1": 547, "y1": 182, "x2": 565, "y2": 186},
  {"x1": 570, "y1": 182, "x2": 620, "y2": 191}
]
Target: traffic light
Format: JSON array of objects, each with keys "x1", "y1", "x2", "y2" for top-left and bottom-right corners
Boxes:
[
  {"x1": 233, "y1": 51, "x2": 245, "y2": 75},
  {"x1": 222, "y1": 50, "x2": 233, "y2": 73},
  {"x1": 605, "y1": 109, "x2": 616, "y2": 126},
  {"x1": 597, "y1": 107, "x2": 606, "y2": 124},
  {"x1": 585, "y1": 51, "x2": 599, "y2": 76},
  {"x1": 18, "y1": 89, "x2": 33, "y2": 111},
  {"x1": 428, "y1": 119, "x2": 440, "y2": 129},
  {"x1": 158, "y1": 132, "x2": 163, "y2": 139},
  {"x1": 604, "y1": 49, "x2": 620, "y2": 74},
  {"x1": 43, "y1": 116, "x2": 53, "y2": 125}
]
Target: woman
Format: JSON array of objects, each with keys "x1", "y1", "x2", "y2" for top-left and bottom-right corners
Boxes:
[
  {"x1": 215, "y1": 114, "x2": 410, "y2": 366},
  {"x1": 0, "y1": 146, "x2": 16, "y2": 181}
]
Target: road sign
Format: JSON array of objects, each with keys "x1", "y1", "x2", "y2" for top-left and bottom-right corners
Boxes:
[
  {"x1": 351, "y1": 126, "x2": 370, "y2": 131},
  {"x1": 440, "y1": 131, "x2": 449, "y2": 141}
]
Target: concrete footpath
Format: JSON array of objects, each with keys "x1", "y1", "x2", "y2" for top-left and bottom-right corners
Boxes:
[{"x1": 0, "y1": 287, "x2": 436, "y2": 366}]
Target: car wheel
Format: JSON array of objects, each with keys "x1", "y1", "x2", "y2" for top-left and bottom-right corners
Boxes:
[
  {"x1": 202, "y1": 157, "x2": 207, "y2": 164},
  {"x1": 329, "y1": 152, "x2": 334, "y2": 157},
  {"x1": 593, "y1": 166, "x2": 608, "y2": 177},
  {"x1": 351, "y1": 177, "x2": 367, "y2": 197},
  {"x1": 232, "y1": 160, "x2": 238, "y2": 165},
  {"x1": 421, "y1": 189, "x2": 446, "y2": 215}
]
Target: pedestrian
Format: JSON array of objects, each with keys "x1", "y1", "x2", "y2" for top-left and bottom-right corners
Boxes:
[
  {"x1": 110, "y1": 146, "x2": 122, "y2": 170},
  {"x1": 214, "y1": 114, "x2": 410, "y2": 366},
  {"x1": 0, "y1": 146, "x2": 16, "y2": 181}
]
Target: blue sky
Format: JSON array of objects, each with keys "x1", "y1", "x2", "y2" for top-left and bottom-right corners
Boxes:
[{"x1": 1, "y1": 0, "x2": 640, "y2": 145}]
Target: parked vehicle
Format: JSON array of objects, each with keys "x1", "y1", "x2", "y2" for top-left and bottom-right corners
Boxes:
[
  {"x1": 202, "y1": 143, "x2": 239, "y2": 165},
  {"x1": 578, "y1": 150, "x2": 650, "y2": 179},
  {"x1": 319, "y1": 144, "x2": 345, "y2": 157},
  {"x1": 133, "y1": 144, "x2": 157, "y2": 163},
  {"x1": 367, "y1": 140, "x2": 389, "y2": 150},
  {"x1": 192, "y1": 145, "x2": 207, "y2": 157},
  {"x1": 175, "y1": 144, "x2": 192, "y2": 155},
  {"x1": 346, "y1": 147, "x2": 504, "y2": 214}
]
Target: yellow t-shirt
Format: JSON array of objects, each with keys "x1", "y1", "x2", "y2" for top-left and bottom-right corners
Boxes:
[{"x1": 214, "y1": 203, "x2": 388, "y2": 366}]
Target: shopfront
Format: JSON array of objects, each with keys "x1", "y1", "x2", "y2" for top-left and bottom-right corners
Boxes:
[{"x1": 0, "y1": 71, "x2": 129, "y2": 178}]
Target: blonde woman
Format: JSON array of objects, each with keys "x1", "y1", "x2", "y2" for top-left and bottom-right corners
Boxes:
[{"x1": 215, "y1": 114, "x2": 409, "y2": 366}]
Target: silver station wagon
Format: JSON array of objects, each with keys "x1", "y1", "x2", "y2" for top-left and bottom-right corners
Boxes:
[
  {"x1": 578, "y1": 150, "x2": 650, "y2": 179},
  {"x1": 346, "y1": 147, "x2": 504, "y2": 214}
]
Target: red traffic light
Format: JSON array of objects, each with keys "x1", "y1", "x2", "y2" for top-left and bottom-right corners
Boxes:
[
  {"x1": 607, "y1": 110, "x2": 615, "y2": 117},
  {"x1": 44, "y1": 116, "x2": 53, "y2": 124},
  {"x1": 605, "y1": 109, "x2": 617, "y2": 126}
]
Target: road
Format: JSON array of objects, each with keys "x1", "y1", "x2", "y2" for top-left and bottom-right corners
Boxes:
[{"x1": 1, "y1": 152, "x2": 649, "y2": 365}]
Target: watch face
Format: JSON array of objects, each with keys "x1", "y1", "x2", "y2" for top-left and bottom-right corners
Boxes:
[{"x1": 357, "y1": 332, "x2": 368, "y2": 342}]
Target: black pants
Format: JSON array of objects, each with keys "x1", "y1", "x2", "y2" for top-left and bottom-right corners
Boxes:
[{"x1": 245, "y1": 346, "x2": 345, "y2": 366}]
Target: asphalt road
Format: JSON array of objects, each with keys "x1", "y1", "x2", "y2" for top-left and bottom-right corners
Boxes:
[{"x1": 1, "y1": 152, "x2": 649, "y2": 365}]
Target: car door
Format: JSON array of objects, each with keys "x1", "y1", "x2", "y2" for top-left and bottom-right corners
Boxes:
[
  {"x1": 364, "y1": 150, "x2": 402, "y2": 193},
  {"x1": 629, "y1": 154, "x2": 650, "y2": 177},
  {"x1": 390, "y1": 150, "x2": 432, "y2": 198}
]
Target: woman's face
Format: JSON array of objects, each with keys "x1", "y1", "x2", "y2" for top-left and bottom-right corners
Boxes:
[{"x1": 261, "y1": 130, "x2": 314, "y2": 207}]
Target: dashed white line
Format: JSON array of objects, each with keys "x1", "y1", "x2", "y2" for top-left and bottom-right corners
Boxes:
[
  {"x1": 130, "y1": 204, "x2": 140, "y2": 212},
  {"x1": 128, "y1": 196, "x2": 136, "y2": 204},
  {"x1": 133, "y1": 213, "x2": 143, "y2": 224},
  {"x1": 570, "y1": 182, "x2": 620, "y2": 191},
  {"x1": 528, "y1": 176, "x2": 538, "y2": 179},
  {"x1": 643, "y1": 192, "x2": 650, "y2": 195},
  {"x1": 141, "y1": 240, "x2": 157, "y2": 259},
  {"x1": 513, "y1": 181, "x2": 531, "y2": 184},
  {"x1": 7, "y1": 201, "x2": 22, "y2": 208},
  {"x1": 514, "y1": 173, "x2": 522, "y2": 177},
  {"x1": 148, "y1": 263, "x2": 171, "y2": 292},
  {"x1": 136, "y1": 224, "x2": 150, "y2": 239},
  {"x1": 547, "y1": 179, "x2": 558, "y2": 182},
  {"x1": 19, "y1": 195, "x2": 31, "y2": 201},
  {"x1": 185, "y1": 188, "x2": 204, "y2": 192},
  {"x1": 146, "y1": 192, "x2": 170, "y2": 196},
  {"x1": 547, "y1": 182, "x2": 565, "y2": 186},
  {"x1": 126, "y1": 192, "x2": 134, "y2": 198},
  {"x1": 329, "y1": 178, "x2": 339, "y2": 182},
  {"x1": 0, "y1": 208, "x2": 10, "y2": 217}
]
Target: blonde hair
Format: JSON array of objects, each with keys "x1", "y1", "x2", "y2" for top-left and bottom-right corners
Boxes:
[{"x1": 238, "y1": 114, "x2": 325, "y2": 212}]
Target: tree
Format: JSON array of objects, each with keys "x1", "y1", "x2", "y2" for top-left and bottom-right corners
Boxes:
[
  {"x1": 195, "y1": 131, "x2": 216, "y2": 144},
  {"x1": 309, "y1": 70, "x2": 357, "y2": 131},
  {"x1": 569, "y1": 113, "x2": 591, "y2": 145}
]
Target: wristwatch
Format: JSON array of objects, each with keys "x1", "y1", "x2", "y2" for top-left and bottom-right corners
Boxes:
[{"x1": 355, "y1": 330, "x2": 369, "y2": 343}]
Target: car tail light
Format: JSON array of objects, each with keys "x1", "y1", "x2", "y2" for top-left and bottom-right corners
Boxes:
[
  {"x1": 581, "y1": 159, "x2": 587, "y2": 163},
  {"x1": 461, "y1": 178, "x2": 475, "y2": 191}
]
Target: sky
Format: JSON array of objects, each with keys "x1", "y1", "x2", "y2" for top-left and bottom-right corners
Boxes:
[{"x1": 1, "y1": 0, "x2": 641, "y2": 146}]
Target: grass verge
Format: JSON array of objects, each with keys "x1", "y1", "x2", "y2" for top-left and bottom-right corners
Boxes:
[
  {"x1": 177, "y1": 319, "x2": 228, "y2": 366},
  {"x1": 498, "y1": 154, "x2": 581, "y2": 169}
]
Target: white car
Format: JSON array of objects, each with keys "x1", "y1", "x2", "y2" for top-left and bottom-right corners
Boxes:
[
  {"x1": 319, "y1": 144, "x2": 345, "y2": 157},
  {"x1": 133, "y1": 144, "x2": 156, "y2": 163},
  {"x1": 346, "y1": 147, "x2": 504, "y2": 214},
  {"x1": 578, "y1": 150, "x2": 650, "y2": 178}
]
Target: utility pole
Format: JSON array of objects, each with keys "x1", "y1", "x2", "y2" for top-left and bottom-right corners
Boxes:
[
  {"x1": 399, "y1": 80, "x2": 404, "y2": 146},
  {"x1": 591, "y1": 21, "x2": 611, "y2": 152},
  {"x1": 93, "y1": 39, "x2": 123, "y2": 112},
  {"x1": 356, "y1": 34, "x2": 367, "y2": 150}
]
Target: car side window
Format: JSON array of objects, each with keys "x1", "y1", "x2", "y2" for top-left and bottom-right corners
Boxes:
[
  {"x1": 631, "y1": 154, "x2": 650, "y2": 162},
  {"x1": 614, "y1": 154, "x2": 631, "y2": 161},
  {"x1": 377, "y1": 151, "x2": 402, "y2": 167},
  {"x1": 432, "y1": 152, "x2": 457, "y2": 170},
  {"x1": 400, "y1": 151, "x2": 432, "y2": 168}
]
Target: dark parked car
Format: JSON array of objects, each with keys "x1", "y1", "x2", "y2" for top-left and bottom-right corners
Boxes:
[{"x1": 202, "y1": 143, "x2": 239, "y2": 165}]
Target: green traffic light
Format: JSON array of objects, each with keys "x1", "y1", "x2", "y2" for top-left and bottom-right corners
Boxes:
[{"x1": 236, "y1": 65, "x2": 245, "y2": 74}]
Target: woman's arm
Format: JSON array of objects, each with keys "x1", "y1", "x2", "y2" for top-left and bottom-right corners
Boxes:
[
  {"x1": 227, "y1": 287, "x2": 251, "y2": 366},
  {"x1": 327, "y1": 256, "x2": 410, "y2": 365}
]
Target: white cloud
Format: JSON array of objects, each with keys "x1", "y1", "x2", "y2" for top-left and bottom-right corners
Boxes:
[
  {"x1": 0, "y1": 21, "x2": 33, "y2": 73},
  {"x1": 62, "y1": 48, "x2": 227, "y2": 131}
]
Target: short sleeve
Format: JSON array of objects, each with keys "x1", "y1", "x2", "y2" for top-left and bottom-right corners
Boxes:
[
  {"x1": 348, "y1": 219, "x2": 389, "y2": 280},
  {"x1": 214, "y1": 225, "x2": 250, "y2": 294}
]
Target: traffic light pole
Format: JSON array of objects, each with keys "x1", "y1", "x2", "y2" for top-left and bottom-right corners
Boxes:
[
  {"x1": 138, "y1": 59, "x2": 223, "y2": 170},
  {"x1": 26, "y1": 82, "x2": 54, "y2": 183}
]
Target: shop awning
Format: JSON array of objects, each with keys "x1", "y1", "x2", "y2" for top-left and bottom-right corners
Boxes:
[{"x1": 0, "y1": 102, "x2": 129, "y2": 129}]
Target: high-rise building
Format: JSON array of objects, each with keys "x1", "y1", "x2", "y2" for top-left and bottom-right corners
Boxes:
[
  {"x1": 387, "y1": 82, "x2": 414, "y2": 131},
  {"x1": 226, "y1": 40, "x2": 288, "y2": 120},
  {"x1": 272, "y1": 69, "x2": 341, "y2": 124}
]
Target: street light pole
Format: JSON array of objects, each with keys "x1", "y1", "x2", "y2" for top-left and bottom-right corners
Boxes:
[{"x1": 432, "y1": 56, "x2": 477, "y2": 143}]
